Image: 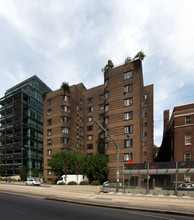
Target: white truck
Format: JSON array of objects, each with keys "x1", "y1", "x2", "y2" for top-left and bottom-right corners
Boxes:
[{"x1": 57, "y1": 174, "x2": 86, "y2": 185}]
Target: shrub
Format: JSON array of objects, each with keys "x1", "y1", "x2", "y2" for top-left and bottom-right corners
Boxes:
[
  {"x1": 67, "y1": 181, "x2": 77, "y2": 185},
  {"x1": 79, "y1": 181, "x2": 89, "y2": 185},
  {"x1": 90, "y1": 180, "x2": 101, "y2": 186}
]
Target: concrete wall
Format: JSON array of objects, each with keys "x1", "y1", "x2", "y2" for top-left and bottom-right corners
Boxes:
[{"x1": 51, "y1": 185, "x2": 103, "y2": 194}]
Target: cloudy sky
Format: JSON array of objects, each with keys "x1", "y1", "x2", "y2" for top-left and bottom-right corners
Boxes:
[{"x1": 0, "y1": 0, "x2": 194, "y2": 146}]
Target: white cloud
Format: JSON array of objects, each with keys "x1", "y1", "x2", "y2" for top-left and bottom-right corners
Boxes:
[{"x1": 0, "y1": 0, "x2": 194, "y2": 146}]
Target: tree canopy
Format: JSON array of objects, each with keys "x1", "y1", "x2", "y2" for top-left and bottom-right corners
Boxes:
[
  {"x1": 48, "y1": 150, "x2": 109, "y2": 183},
  {"x1": 124, "y1": 56, "x2": 132, "y2": 64},
  {"x1": 102, "y1": 60, "x2": 114, "y2": 74},
  {"x1": 133, "y1": 50, "x2": 146, "y2": 61},
  {"x1": 61, "y1": 82, "x2": 70, "y2": 92}
]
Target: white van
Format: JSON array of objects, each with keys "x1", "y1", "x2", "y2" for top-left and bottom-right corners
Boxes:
[{"x1": 57, "y1": 174, "x2": 86, "y2": 185}]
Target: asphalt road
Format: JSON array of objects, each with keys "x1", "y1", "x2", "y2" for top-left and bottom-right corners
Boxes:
[{"x1": 0, "y1": 192, "x2": 192, "y2": 220}]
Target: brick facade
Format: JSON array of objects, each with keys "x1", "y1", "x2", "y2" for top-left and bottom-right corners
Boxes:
[
  {"x1": 158, "y1": 103, "x2": 194, "y2": 183},
  {"x1": 43, "y1": 59, "x2": 153, "y2": 183}
]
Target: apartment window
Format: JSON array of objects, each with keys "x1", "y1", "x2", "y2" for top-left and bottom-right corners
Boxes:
[
  {"x1": 144, "y1": 151, "x2": 147, "y2": 156},
  {"x1": 99, "y1": 113, "x2": 104, "y2": 120},
  {"x1": 124, "y1": 111, "x2": 133, "y2": 120},
  {"x1": 124, "y1": 153, "x2": 132, "y2": 161},
  {"x1": 124, "y1": 139, "x2": 133, "y2": 148},
  {"x1": 80, "y1": 126, "x2": 83, "y2": 132},
  {"x1": 61, "y1": 95, "x2": 70, "y2": 102},
  {"x1": 104, "y1": 117, "x2": 109, "y2": 125},
  {"x1": 87, "y1": 97, "x2": 93, "y2": 104},
  {"x1": 99, "y1": 94, "x2": 104, "y2": 100},
  {"x1": 87, "y1": 125, "x2": 93, "y2": 131},
  {"x1": 99, "y1": 104, "x2": 104, "y2": 110},
  {"x1": 61, "y1": 105, "x2": 70, "y2": 113},
  {"x1": 124, "y1": 84, "x2": 133, "y2": 93},
  {"x1": 105, "y1": 104, "x2": 109, "y2": 112},
  {"x1": 144, "y1": 122, "x2": 147, "y2": 127},
  {"x1": 105, "y1": 92, "x2": 109, "y2": 99},
  {"x1": 47, "y1": 170, "x2": 52, "y2": 176},
  {"x1": 99, "y1": 133, "x2": 104, "y2": 138},
  {"x1": 98, "y1": 143, "x2": 104, "y2": 149},
  {"x1": 185, "y1": 116, "x2": 191, "y2": 125},
  {"x1": 47, "y1": 119, "x2": 52, "y2": 126},
  {"x1": 61, "y1": 116, "x2": 70, "y2": 123},
  {"x1": 185, "y1": 134, "x2": 191, "y2": 145},
  {"x1": 87, "y1": 106, "x2": 94, "y2": 113},
  {"x1": 143, "y1": 142, "x2": 147, "y2": 146},
  {"x1": 124, "y1": 98, "x2": 133, "y2": 106},
  {"x1": 47, "y1": 99, "x2": 52, "y2": 105},
  {"x1": 47, "y1": 109, "x2": 52, "y2": 116},
  {"x1": 47, "y1": 129, "x2": 52, "y2": 136},
  {"x1": 124, "y1": 125, "x2": 133, "y2": 134},
  {"x1": 124, "y1": 71, "x2": 132, "y2": 80},
  {"x1": 145, "y1": 94, "x2": 148, "y2": 99},
  {"x1": 87, "y1": 144, "x2": 93, "y2": 150},
  {"x1": 104, "y1": 130, "x2": 109, "y2": 138},
  {"x1": 61, "y1": 137, "x2": 69, "y2": 144},
  {"x1": 87, "y1": 116, "x2": 93, "y2": 122},
  {"x1": 61, "y1": 127, "x2": 69, "y2": 134},
  {"x1": 47, "y1": 139, "x2": 52, "y2": 146},
  {"x1": 105, "y1": 143, "x2": 109, "y2": 150},
  {"x1": 104, "y1": 79, "x2": 109, "y2": 88},
  {"x1": 184, "y1": 153, "x2": 191, "y2": 161},
  {"x1": 80, "y1": 100, "x2": 83, "y2": 105},
  {"x1": 87, "y1": 135, "x2": 93, "y2": 141},
  {"x1": 47, "y1": 149, "x2": 52, "y2": 156},
  {"x1": 142, "y1": 112, "x2": 147, "y2": 118},
  {"x1": 144, "y1": 132, "x2": 147, "y2": 137}
]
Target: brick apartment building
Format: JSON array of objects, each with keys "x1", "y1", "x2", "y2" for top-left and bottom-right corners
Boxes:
[
  {"x1": 43, "y1": 59, "x2": 154, "y2": 183},
  {"x1": 157, "y1": 103, "x2": 194, "y2": 182}
]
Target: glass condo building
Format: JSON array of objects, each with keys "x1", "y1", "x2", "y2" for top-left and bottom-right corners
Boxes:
[{"x1": 0, "y1": 75, "x2": 51, "y2": 177}]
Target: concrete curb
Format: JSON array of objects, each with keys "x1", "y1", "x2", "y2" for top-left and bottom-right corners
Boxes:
[{"x1": 44, "y1": 197, "x2": 194, "y2": 218}]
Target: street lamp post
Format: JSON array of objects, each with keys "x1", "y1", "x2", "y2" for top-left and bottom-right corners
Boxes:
[
  {"x1": 22, "y1": 146, "x2": 31, "y2": 178},
  {"x1": 93, "y1": 118, "x2": 120, "y2": 193}
]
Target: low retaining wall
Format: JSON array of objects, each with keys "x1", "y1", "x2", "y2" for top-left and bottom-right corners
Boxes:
[
  {"x1": 51, "y1": 185, "x2": 103, "y2": 194},
  {"x1": 123, "y1": 188, "x2": 194, "y2": 197}
]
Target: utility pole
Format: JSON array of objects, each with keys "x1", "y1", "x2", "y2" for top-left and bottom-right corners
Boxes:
[{"x1": 93, "y1": 118, "x2": 119, "y2": 192}]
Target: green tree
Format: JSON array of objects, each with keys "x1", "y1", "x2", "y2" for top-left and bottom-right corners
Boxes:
[
  {"x1": 83, "y1": 153, "x2": 109, "y2": 183},
  {"x1": 102, "y1": 60, "x2": 114, "y2": 74},
  {"x1": 47, "y1": 151, "x2": 109, "y2": 183},
  {"x1": 32, "y1": 168, "x2": 39, "y2": 177},
  {"x1": 41, "y1": 89, "x2": 50, "y2": 99},
  {"x1": 133, "y1": 50, "x2": 146, "y2": 61},
  {"x1": 61, "y1": 82, "x2": 70, "y2": 93},
  {"x1": 48, "y1": 150, "x2": 82, "y2": 177},
  {"x1": 124, "y1": 56, "x2": 132, "y2": 64},
  {"x1": 19, "y1": 167, "x2": 27, "y2": 181}
]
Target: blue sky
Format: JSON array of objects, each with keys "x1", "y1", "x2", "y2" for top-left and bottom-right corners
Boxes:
[{"x1": 0, "y1": 0, "x2": 194, "y2": 146}]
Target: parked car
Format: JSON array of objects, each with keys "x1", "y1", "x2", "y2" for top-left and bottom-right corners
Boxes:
[
  {"x1": 25, "y1": 178, "x2": 41, "y2": 186},
  {"x1": 178, "y1": 183, "x2": 194, "y2": 190}
]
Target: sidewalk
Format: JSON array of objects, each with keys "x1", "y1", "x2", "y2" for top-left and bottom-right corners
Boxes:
[{"x1": 0, "y1": 183, "x2": 194, "y2": 217}]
